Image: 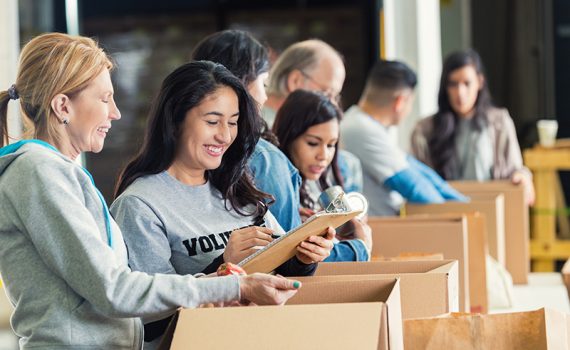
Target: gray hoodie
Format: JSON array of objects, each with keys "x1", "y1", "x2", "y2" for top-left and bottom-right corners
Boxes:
[{"x1": 0, "y1": 142, "x2": 240, "y2": 349}]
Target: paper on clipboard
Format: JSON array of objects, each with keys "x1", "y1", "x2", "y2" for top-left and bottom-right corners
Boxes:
[{"x1": 237, "y1": 210, "x2": 362, "y2": 274}]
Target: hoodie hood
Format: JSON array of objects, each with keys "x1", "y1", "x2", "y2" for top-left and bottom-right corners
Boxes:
[{"x1": 0, "y1": 140, "x2": 61, "y2": 176}]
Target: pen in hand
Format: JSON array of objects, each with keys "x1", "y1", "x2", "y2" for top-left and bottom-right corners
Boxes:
[{"x1": 258, "y1": 221, "x2": 281, "y2": 240}]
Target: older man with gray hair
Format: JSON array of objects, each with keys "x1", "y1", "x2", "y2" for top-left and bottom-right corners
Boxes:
[
  {"x1": 263, "y1": 39, "x2": 345, "y2": 125},
  {"x1": 263, "y1": 39, "x2": 362, "y2": 193}
]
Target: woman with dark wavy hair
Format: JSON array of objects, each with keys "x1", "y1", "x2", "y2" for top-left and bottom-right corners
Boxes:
[
  {"x1": 192, "y1": 29, "x2": 368, "y2": 263},
  {"x1": 273, "y1": 89, "x2": 372, "y2": 260},
  {"x1": 411, "y1": 49, "x2": 534, "y2": 204},
  {"x1": 111, "y1": 61, "x2": 332, "y2": 346},
  {"x1": 191, "y1": 29, "x2": 300, "y2": 232}
]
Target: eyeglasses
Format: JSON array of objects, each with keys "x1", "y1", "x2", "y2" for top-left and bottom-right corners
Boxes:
[{"x1": 299, "y1": 70, "x2": 342, "y2": 104}]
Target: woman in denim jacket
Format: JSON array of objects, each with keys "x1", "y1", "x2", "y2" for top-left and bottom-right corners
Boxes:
[{"x1": 273, "y1": 90, "x2": 373, "y2": 260}]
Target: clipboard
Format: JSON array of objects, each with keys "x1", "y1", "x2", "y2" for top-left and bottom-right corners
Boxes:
[{"x1": 237, "y1": 209, "x2": 362, "y2": 274}]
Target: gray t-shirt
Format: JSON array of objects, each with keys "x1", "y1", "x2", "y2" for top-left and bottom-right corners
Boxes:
[
  {"x1": 111, "y1": 171, "x2": 285, "y2": 276},
  {"x1": 262, "y1": 105, "x2": 277, "y2": 128},
  {"x1": 454, "y1": 118, "x2": 493, "y2": 181},
  {"x1": 342, "y1": 105, "x2": 408, "y2": 216}
]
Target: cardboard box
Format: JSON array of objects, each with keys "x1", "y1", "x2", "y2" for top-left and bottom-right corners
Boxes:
[
  {"x1": 404, "y1": 308, "x2": 570, "y2": 350},
  {"x1": 286, "y1": 277, "x2": 403, "y2": 350},
  {"x1": 405, "y1": 194, "x2": 505, "y2": 268},
  {"x1": 312, "y1": 260, "x2": 459, "y2": 319},
  {"x1": 369, "y1": 214, "x2": 488, "y2": 313},
  {"x1": 450, "y1": 180, "x2": 530, "y2": 284},
  {"x1": 463, "y1": 213, "x2": 488, "y2": 314},
  {"x1": 160, "y1": 303, "x2": 388, "y2": 350},
  {"x1": 367, "y1": 216, "x2": 471, "y2": 312},
  {"x1": 390, "y1": 252, "x2": 444, "y2": 260}
]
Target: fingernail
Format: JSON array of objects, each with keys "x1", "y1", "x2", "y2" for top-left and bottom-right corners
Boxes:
[{"x1": 293, "y1": 281, "x2": 301, "y2": 289}]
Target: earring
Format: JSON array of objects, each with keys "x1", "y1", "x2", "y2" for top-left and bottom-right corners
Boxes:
[{"x1": 62, "y1": 118, "x2": 69, "y2": 125}]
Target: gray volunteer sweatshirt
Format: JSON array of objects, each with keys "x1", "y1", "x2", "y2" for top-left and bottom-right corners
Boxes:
[
  {"x1": 111, "y1": 171, "x2": 317, "y2": 277},
  {"x1": 0, "y1": 143, "x2": 240, "y2": 349}
]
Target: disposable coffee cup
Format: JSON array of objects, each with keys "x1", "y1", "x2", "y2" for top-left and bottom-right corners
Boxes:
[{"x1": 537, "y1": 119, "x2": 558, "y2": 147}]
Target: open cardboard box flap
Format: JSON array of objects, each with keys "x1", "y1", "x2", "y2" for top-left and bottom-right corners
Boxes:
[
  {"x1": 159, "y1": 278, "x2": 403, "y2": 350},
  {"x1": 308, "y1": 260, "x2": 459, "y2": 319},
  {"x1": 287, "y1": 277, "x2": 403, "y2": 350},
  {"x1": 159, "y1": 303, "x2": 386, "y2": 350}
]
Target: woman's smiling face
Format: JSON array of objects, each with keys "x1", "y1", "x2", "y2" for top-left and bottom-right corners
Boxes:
[{"x1": 174, "y1": 86, "x2": 239, "y2": 178}]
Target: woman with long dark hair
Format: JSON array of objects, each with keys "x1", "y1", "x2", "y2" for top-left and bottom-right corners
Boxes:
[
  {"x1": 411, "y1": 49, "x2": 534, "y2": 204},
  {"x1": 192, "y1": 29, "x2": 364, "y2": 262},
  {"x1": 111, "y1": 61, "x2": 333, "y2": 346},
  {"x1": 191, "y1": 29, "x2": 299, "y2": 231},
  {"x1": 273, "y1": 89, "x2": 372, "y2": 260}
]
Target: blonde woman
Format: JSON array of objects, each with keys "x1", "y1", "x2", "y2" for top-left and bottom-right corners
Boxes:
[{"x1": 0, "y1": 33, "x2": 300, "y2": 349}]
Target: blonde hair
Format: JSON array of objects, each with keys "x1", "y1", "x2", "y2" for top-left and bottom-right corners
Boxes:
[{"x1": 0, "y1": 32, "x2": 113, "y2": 147}]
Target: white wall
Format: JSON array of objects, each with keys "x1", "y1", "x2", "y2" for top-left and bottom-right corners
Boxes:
[
  {"x1": 383, "y1": 0, "x2": 442, "y2": 151},
  {"x1": 0, "y1": 0, "x2": 21, "y2": 143}
]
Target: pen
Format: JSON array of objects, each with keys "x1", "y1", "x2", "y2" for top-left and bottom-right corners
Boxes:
[{"x1": 258, "y1": 221, "x2": 281, "y2": 240}]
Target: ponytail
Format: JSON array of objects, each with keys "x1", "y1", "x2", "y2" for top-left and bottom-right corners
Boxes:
[{"x1": 0, "y1": 90, "x2": 11, "y2": 147}]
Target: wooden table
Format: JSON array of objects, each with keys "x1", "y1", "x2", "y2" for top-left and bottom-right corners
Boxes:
[{"x1": 524, "y1": 142, "x2": 570, "y2": 271}]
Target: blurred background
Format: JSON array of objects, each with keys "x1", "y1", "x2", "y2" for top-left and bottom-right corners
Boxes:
[
  {"x1": 4, "y1": 0, "x2": 565, "y2": 203},
  {"x1": 1, "y1": 0, "x2": 570, "y2": 348}
]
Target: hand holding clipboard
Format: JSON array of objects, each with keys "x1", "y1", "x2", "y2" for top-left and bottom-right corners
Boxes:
[{"x1": 237, "y1": 210, "x2": 362, "y2": 274}]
